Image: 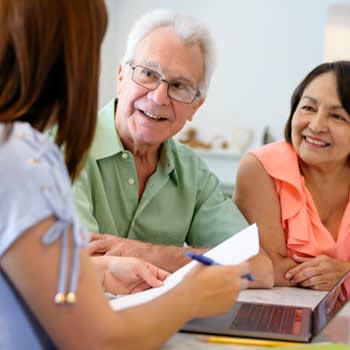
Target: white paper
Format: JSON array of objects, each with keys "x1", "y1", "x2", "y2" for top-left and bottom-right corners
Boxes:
[{"x1": 109, "y1": 223, "x2": 259, "y2": 311}]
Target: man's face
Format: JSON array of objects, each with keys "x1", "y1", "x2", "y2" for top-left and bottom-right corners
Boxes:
[{"x1": 115, "y1": 26, "x2": 205, "y2": 149}]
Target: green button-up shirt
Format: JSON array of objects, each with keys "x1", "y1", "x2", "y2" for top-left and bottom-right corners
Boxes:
[{"x1": 73, "y1": 100, "x2": 247, "y2": 247}]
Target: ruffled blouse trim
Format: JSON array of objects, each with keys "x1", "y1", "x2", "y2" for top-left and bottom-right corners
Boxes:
[
  {"x1": 251, "y1": 141, "x2": 307, "y2": 241},
  {"x1": 251, "y1": 140, "x2": 350, "y2": 296}
]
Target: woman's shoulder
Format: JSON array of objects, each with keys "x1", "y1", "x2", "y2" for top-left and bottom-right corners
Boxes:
[
  {"x1": 0, "y1": 122, "x2": 75, "y2": 255},
  {"x1": 1, "y1": 122, "x2": 60, "y2": 167},
  {"x1": 244, "y1": 140, "x2": 303, "y2": 193},
  {"x1": 249, "y1": 140, "x2": 297, "y2": 173},
  {"x1": 1, "y1": 121, "x2": 45, "y2": 142},
  {"x1": 0, "y1": 122, "x2": 67, "y2": 178},
  {"x1": 0, "y1": 122, "x2": 71, "y2": 195},
  {"x1": 251, "y1": 140, "x2": 293, "y2": 158}
]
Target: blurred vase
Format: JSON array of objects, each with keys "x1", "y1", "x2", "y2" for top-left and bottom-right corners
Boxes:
[{"x1": 230, "y1": 128, "x2": 254, "y2": 154}]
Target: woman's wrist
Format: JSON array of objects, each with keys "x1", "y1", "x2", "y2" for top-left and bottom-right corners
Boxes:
[{"x1": 91, "y1": 255, "x2": 109, "y2": 289}]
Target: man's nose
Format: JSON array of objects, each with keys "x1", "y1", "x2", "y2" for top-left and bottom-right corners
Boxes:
[{"x1": 148, "y1": 80, "x2": 171, "y2": 105}]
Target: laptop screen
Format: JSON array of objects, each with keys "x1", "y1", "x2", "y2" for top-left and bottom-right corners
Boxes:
[{"x1": 312, "y1": 270, "x2": 350, "y2": 335}]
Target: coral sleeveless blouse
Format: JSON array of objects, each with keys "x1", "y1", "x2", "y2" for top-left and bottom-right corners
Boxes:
[{"x1": 251, "y1": 140, "x2": 350, "y2": 299}]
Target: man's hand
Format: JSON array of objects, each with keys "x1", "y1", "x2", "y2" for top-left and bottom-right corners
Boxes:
[
  {"x1": 285, "y1": 254, "x2": 350, "y2": 291},
  {"x1": 88, "y1": 232, "x2": 207, "y2": 272},
  {"x1": 88, "y1": 233, "x2": 152, "y2": 259},
  {"x1": 88, "y1": 233, "x2": 132, "y2": 256},
  {"x1": 93, "y1": 256, "x2": 170, "y2": 295}
]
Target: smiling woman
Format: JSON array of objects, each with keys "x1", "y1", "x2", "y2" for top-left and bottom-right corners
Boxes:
[
  {"x1": 234, "y1": 61, "x2": 350, "y2": 299},
  {"x1": 291, "y1": 72, "x2": 350, "y2": 168}
]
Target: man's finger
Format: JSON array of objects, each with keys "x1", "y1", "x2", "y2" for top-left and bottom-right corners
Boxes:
[
  {"x1": 90, "y1": 232, "x2": 104, "y2": 241},
  {"x1": 139, "y1": 266, "x2": 166, "y2": 288},
  {"x1": 88, "y1": 239, "x2": 109, "y2": 255}
]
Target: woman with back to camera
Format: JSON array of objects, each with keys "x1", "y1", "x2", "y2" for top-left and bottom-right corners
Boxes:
[
  {"x1": 235, "y1": 61, "x2": 350, "y2": 300},
  {"x1": 0, "y1": 1, "x2": 250, "y2": 349}
]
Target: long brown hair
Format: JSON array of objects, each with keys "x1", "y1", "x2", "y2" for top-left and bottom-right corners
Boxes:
[{"x1": 0, "y1": 0, "x2": 107, "y2": 180}]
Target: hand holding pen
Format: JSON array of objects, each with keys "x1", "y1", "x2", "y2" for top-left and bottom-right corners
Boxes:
[
  {"x1": 185, "y1": 252, "x2": 255, "y2": 281},
  {"x1": 181, "y1": 252, "x2": 251, "y2": 318}
]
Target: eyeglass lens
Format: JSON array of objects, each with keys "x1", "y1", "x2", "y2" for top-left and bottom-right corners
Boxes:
[{"x1": 131, "y1": 65, "x2": 199, "y2": 103}]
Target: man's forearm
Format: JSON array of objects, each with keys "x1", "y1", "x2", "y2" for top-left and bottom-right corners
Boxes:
[
  {"x1": 142, "y1": 244, "x2": 208, "y2": 272},
  {"x1": 114, "y1": 238, "x2": 208, "y2": 272},
  {"x1": 91, "y1": 234, "x2": 209, "y2": 272}
]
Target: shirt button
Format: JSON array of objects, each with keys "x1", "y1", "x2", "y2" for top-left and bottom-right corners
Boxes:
[
  {"x1": 128, "y1": 178, "x2": 135, "y2": 185},
  {"x1": 28, "y1": 158, "x2": 39, "y2": 165},
  {"x1": 17, "y1": 132, "x2": 26, "y2": 140},
  {"x1": 122, "y1": 153, "x2": 128, "y2": 159}
]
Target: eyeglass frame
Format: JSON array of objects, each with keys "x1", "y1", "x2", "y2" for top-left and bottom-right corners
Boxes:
[{"x1": 127, "y1": 63, "x2": 201, "y2": 104}]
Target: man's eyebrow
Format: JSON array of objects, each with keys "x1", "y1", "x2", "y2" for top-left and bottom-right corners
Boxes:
[
  {"x1": 141, "y1": 60, "x2": 161, "y2": 71},
  {"x1": 165, "y1": 75, "x2": 195, "y2": 88},
  {"x1": 141, "y1": 60, "x2": 195, "y2": 86},
  {"x1": 172, "y1": 76, "x2": 195, "y2": 86}
]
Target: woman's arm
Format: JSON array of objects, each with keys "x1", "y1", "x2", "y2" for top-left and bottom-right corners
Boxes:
[
  {"x1": 234, "y1": 153, "x2": 297, "y2": 286},
  {"x1": 1, "y1": 216, "x2": 249, "y2": 350},
  {"x1": 247, "y1": 246, "x2": 274, "y2": 289}
]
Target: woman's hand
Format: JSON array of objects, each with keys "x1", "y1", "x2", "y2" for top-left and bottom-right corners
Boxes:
[
  {"x1": 93, "y1": 256, "x2": 170, "y2": 295},
  {"x1": 285, "y1": 255, "x2": 350, "y2": 290},
  {"x1": 182, "y1": 262, "x2": 250, "y2": 319}
]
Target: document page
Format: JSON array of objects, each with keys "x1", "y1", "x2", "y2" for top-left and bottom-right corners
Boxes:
[{"x1": 110, "y1": 223, "x2": 259, "y2": 311}]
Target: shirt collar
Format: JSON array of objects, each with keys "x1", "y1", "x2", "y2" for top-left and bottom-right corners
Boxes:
[
  {"x1": 92, "y1": 99, "x2": 179, "y2": 185},
  {"x1": 91, "y1": 99, "x2": 124, "y2": 160}
]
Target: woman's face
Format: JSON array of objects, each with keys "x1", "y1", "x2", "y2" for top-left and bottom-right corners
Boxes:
[{"x1": 291, "y1": 72, "x2": 350, "y2": 169}]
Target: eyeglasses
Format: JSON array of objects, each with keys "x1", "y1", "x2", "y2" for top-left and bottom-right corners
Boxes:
[{"x1": 128, "y1": 63, "x2": 201, "y2": 104}]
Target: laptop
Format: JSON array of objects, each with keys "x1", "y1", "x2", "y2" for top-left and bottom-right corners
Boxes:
[{"x1": 181, "y1": 270, "x2": 350, "y2": 342}]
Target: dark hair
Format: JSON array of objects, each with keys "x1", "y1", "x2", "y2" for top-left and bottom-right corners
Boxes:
[
  {"x1": 284, "y1": 61, "x2": 350, "y2": 143},
  {"x1": 0, "y1": 0, "x2": 107, "y2": 180}
]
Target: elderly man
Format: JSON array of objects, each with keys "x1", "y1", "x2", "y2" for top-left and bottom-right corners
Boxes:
[{"x1": 73, "y1": 9, "x2": 273, "y2": 286}]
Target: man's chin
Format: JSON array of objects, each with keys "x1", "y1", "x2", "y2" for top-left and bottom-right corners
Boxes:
[{"x1": 132, "y1": 133, "x2": 168, "y2": 147}]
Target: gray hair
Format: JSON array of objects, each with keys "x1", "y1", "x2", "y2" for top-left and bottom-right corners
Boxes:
[{"x1": 121, "y1": 8, "x2": 216, "y2": 97}]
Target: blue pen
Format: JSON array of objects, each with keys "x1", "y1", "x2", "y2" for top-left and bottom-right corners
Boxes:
[{"x1": 185, "y1": 252, "x2": 255, "y2": 281}]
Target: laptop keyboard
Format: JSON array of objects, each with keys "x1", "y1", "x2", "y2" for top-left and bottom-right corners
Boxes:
[{"x1": 231, "y1": 304, "x2": 298, "y2": 334}]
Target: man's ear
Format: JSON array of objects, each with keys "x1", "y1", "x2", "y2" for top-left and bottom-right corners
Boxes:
[
  {"x1": 117, "y1": 63, "x2": 124, "y2": 81},
  {"x1": 188, "y1": 97, "x2": 205, "y2": 121},
  {"x1": 116, "y1": 64, "x2": 123, "y2": 96}
]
